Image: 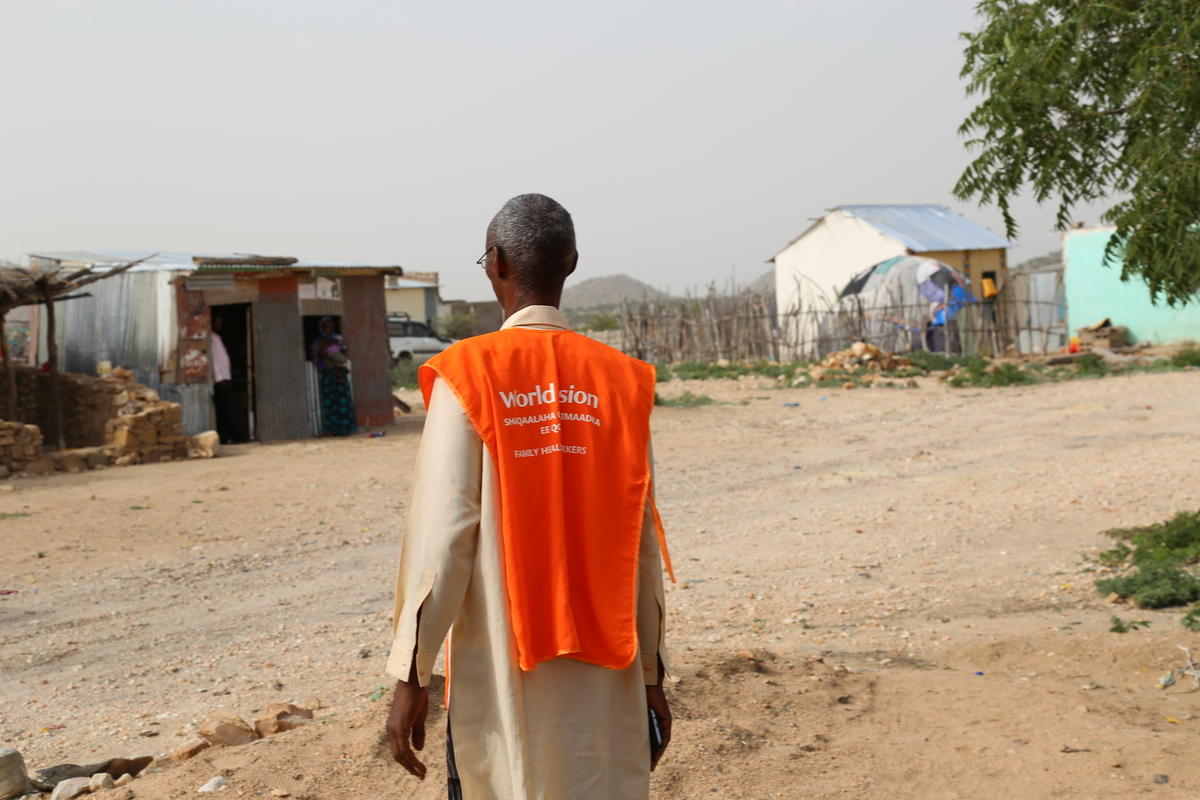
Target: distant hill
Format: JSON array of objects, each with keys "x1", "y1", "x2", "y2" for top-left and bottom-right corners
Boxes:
[{"x1": 561, "y1": 274, "x2": 670, "y2": 309}]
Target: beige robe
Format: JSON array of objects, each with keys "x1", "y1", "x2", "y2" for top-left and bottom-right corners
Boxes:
[{"x1": 387, "y1": 305, "x2": 669, "y2": 800}]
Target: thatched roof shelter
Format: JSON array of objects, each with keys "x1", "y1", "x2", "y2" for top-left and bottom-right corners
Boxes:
[
  {"x1": 1, "y1": 257, "x2": 149, "y2": 445},
  {"x1": 0, "y1": 267, "x2": 41, "y2": 314}
]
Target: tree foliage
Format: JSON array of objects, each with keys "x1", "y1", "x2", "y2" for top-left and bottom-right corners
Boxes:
[
  {"x1": 436, "y1": 312, "x2": 479, "y2": 340},
  {"x1": 955, "y1": 0, "x2": 1200, "y2": 305}
]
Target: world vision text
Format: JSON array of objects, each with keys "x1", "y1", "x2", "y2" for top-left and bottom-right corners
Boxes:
[{"x1": 498, "y1": 383, "x2": 600, "y2": 410}]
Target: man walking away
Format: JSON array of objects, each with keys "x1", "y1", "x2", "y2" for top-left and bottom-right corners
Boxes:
[{"x1": 385, "y1": 193, "x2": 674, "y2": 799}]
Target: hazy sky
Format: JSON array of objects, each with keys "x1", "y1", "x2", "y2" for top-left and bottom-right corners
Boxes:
[{"x1": 1, "y1": 1, "x2": 1107, "y2": 301}]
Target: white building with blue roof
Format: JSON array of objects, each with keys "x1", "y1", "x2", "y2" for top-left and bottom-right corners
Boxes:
[{"x1": 770, "y1": 204, "x2": 1009, "y2": 356}]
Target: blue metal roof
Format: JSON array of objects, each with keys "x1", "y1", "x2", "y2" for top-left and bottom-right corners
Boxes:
[{"x1": 838, "y1": 205, "x2": 1009, "y2": 252}]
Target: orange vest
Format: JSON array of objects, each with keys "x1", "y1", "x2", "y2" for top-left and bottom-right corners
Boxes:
[{"x1": 420, "y1": 327, "x2": 673, "y2": 672}]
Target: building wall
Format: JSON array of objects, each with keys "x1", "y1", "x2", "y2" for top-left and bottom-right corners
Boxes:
[
  {"x1": 773, "y1": 210, "x2": 908, "y2": 358},
  {"x1": 385, "y1": 287, "x2": 435, "y2": 323},
  {"x1": 1064, "y1": 227, "x2": 1200, "y2": 344},
  {"x1": 441, "y1": 300, "x2": 504, "y2": 336},
  {"x1": 774, "y1": 210, "x2": 908, "y2": 315},
  {"x1": 920, "y1": 248, "x2": 1007, "y2": 294},
  {"x1": 341, "y1": 275, "x2": 394, "y2": 428},
  {"x1": 252, "y1": 275, "x2": 313, "y2": 442},
  {"x1": 42, "y1": 270, "x2": 177, "y2": 386}
]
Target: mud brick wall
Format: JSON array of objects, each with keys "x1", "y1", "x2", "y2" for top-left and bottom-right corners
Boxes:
[
  {"x1": 0, "y1": 420, "x2": 43, "y2": 477},
  {"x1": 0, "y1": 366, "x2": 188, "y2": 475},
  {"x1": 105, "y1": 401, "x2": 188, "y2": 465},
  {"x1": 2, "y1": 366, "x2": 120, "y2": 447}
]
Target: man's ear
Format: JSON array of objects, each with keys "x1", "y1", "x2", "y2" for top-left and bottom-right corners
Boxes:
[
  {"x1": 565, "y1": 250, "x2": 579, "y2": 279},
  {"x1": 492, "y1": 246, "x2": 512, "y2": 280}
]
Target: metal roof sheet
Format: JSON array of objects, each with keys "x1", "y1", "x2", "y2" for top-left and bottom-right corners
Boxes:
[
  {"x1": 28, "y1": 250, "x2": 403, "y2": 273},
  {"x1": 837, "y1": 205, "x2": 1009, "y2": 252},
  {"x1": 386, "y1": 277, "x2": 440, "y2": 289}
]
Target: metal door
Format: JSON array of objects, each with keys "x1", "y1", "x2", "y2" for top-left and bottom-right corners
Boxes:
[{"x1": 252, "y1": 275, "x2": 312, "y2": 441}]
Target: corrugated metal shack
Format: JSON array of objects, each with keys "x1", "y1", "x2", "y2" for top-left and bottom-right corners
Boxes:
[{"x1": 27, "y1": 251, "x2": 400, "y2": 440}]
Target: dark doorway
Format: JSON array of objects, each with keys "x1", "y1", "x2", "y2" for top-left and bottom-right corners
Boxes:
[{"x1": 210, "y1": 303, "x2": 254, "y2": 442}]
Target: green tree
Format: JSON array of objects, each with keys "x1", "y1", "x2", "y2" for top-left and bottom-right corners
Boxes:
[
  {"x1": 586, "y1": 312, "x2": 619, "y2": 332},
  {"x1": 436, "y1": 312, "x2": 478, "y2": 340},
  {"x1": 955, "y1": 0, "x2": 1200, "y2": 305}
]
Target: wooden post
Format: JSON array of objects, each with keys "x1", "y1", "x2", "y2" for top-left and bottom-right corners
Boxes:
[
  {"x1": 0, "y1": 309, "x2": 14, "y2": 420},
  {"x1": 44, "y1": 295, "x2": 64, "y2": 449}
]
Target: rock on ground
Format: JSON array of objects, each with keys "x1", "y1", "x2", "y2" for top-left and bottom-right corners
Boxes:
[
  {"x1": 197, "y1": 715, "x2": 257, "y2": 747},
  {"x1": 0, "y1": 747, "x2": 30, "y2": 800},
  {"x1": 88, "y1": 771, "x2": 115, "y2": 791},
  {"x1": 198, "y1": 775, "x2": 228, "y2": 792},
  {"x1": 253, "y1": 703, "x2": 314, "y2": 738},
  {"x1": 49, "y1": 777, "x2": 91, "y2": 800},
  {"x1": 169, "y1": 739, "x2": 211, "y2": 762}
]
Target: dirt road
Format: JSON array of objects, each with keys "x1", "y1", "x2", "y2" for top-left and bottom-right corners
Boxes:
[{"x1": 3, "y1": 371, "x2": 1199, "y2": 798}]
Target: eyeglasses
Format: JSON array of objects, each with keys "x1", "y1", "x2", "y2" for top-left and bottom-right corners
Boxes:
[{"x1": 476, "y1": 247, "x2": 495, "y2": 268}]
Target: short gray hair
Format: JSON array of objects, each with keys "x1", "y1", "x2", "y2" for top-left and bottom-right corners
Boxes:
[{"x1": 487, "y1": 194, "x2": 576, "y2": 290}]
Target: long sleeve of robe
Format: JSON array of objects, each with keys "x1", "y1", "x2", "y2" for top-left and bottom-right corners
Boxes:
[{"x1": 387, "y1": 306, "x2": 669, "y2": 800}]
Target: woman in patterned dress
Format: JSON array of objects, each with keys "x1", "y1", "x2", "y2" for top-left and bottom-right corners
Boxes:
[{"x1": 312, "y1": 317, "x2": 357, "y2": 436}]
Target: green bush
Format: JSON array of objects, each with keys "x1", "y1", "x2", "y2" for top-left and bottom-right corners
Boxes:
[
  {"x1": 1075, "y1": 353, "x2": 1109, "y2": 377},
  {"x1": 948, "y1": 359, "x2": 1036, "y2": 388},
  {"x1": 986, "y1": 362, "x2": 1038, "y2": 386},
  {"x1": 391, "y1": 360, "x2": 421, "y2": 389},
  {"x1": 906, "y1": 351, "x2": 975, "y2": 371},
  {"x1": 1096, "y1": 565, "x2": 1200, "y2": 609},
  {"x1": 654, "y1": 390, "x2": 715, "y2": 408},
  {"x1": 1094, "y1": 509, "x2": 1200, "y2": 622},
  {"x1": 1183, "y1": 604, "x2": 1200, "y2": 631},
  {"x1": 669, "y1": 361, "x2": 749, "y2": 381},
  {"x1": 1109, "y1": 615, "x2": 1151, "y2": 633},
  {"x1": 585, "y1": 312, "x2": 619, "y2": 332},
  {"x1": 436, "y1": 312, "x2": 478, "y2": 340},
  {"x1": 1100, "y1": 510, "x2": 1200, "y2": 568},
  {"x1": 1171, "y1": 342, "x2": 1200, "y2": 368}
]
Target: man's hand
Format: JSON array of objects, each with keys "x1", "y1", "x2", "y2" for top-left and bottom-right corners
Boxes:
[
  {"x1": 646, "y1": 684, "x2": 672, "y2": 770},
  {"x1": 386, "y1": 679, "x2": 429, "y2": 779}
]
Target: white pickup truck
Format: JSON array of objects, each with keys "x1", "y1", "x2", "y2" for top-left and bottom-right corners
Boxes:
[{"x1": 387, "y1": 315, "x2": 453, "y2": 363}]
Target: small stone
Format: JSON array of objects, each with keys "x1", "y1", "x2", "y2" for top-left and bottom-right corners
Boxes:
[
  {"x1": 253, "y1": 703, "x2": 314, "y2": 738},
  {"x1": 50, "y1": 777, "x2": 91, "y2": 800},
  {"x1": 187, "y1": 431, "x2": 219, "y2": 459},
  {"x1": 270, "y1": 791, "x2": 290, "y2": 798},
  {"x1": 114, "y1": 773, "x2": 134, "y2": 786},
  {"x1": 198, "y1": 775, "x2": 228, "y2": 792},
  {"x1": 355, "y1": 645, "x2": 370, "y2": 659},
  {"x1": 89, "y1": 772, "x2": 115, "y2": 791},
  {"x1": 197, "y1": 714, "x2": 258, "y2": 746},
  {"x1": 169, "y1": 739, "x2": 211, "y2": 762},
  {"x1": 1153, "y1": 774, "x2": 1169, "y2": 784}
]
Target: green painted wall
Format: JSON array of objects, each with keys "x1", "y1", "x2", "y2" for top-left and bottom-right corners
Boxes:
[{"x1": 1064, "y1": 228, "x2": 1200, "y2": 344}]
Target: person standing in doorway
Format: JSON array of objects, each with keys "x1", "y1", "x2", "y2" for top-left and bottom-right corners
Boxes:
[
  {"x1": 210, "y1": 315, "x2": 240, "y2": 444},
  {"x1": 385, "y1": 194, "x2": 674, "y2": 799},
  {"x1": 312, "y1": 316, "x2": 357, "y2": 436}
]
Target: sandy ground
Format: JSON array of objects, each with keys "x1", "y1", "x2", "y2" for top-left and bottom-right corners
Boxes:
[{"x1": 3, "y1": 370, "x2": 1200, "y2": 799}]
